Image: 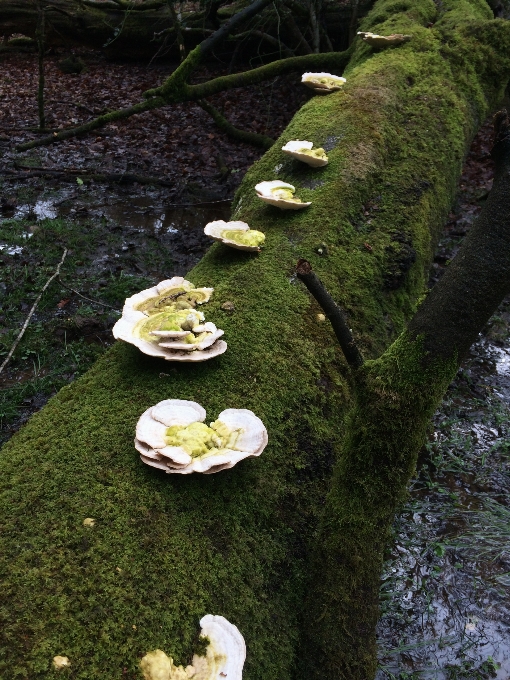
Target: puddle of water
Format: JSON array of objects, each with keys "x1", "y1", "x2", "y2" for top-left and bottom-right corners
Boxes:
[
  {"x1": 0, "y1": 244, "x2": 23, "y2": 254},
  {"x1": 377, "y1": 328, "x2": 510, "y2": 679}
]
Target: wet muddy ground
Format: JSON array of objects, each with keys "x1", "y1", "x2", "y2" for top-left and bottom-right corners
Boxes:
[
  {"x1": 376, "y1": 117, "x2": 510, "y2": 679},
  {"x1": 1, "y1": 48, "x2": 510, "y2": 680}
]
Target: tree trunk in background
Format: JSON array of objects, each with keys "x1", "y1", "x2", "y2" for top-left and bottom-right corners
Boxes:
[
  {"x1": 0, "y1": 0, "x2": 374, "y2": 58},
  {"x1": 1, "y1": 1, "x2": 510, "y2": 679}
]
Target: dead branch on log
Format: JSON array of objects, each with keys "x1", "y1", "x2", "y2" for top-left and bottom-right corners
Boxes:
[{"x1": 296, "y1": 258, "x2": 364, "y2": 369}]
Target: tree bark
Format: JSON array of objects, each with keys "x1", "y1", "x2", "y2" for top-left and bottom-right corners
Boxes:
[{"x1": 1, "y1": 1, "x2": 510, "y2": 679}]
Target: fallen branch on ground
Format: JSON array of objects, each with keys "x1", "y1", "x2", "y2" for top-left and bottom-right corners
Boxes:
[
  {"x1": 197, "y1": 99, "x2": 274, "y2": 149},
  {"x1": 0, "y1": 249, "x2": 68, "y2": 376},
  {"x1": 15, "y1": 0, "x2": 352, "y2": 151}
]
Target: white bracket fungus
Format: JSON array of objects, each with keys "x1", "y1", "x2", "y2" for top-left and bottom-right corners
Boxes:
[
  {"x1": 140, "y1": 615, "x2": 245, "y2": 680},
  {"x1": 255, "y1": 180, "x2": 311, "y2": 210},
  {"x1": 204, "y1": 220, "x2": 265, "y2": 252},
  {"x1": 301, "y1": 72, "x2": 346, "y2": 93},
  {"x1": 135, "y1": 399, "x2": 268, "y2": 474},
  {"x1": 112, "y1": 277, "x2": 227, "y2": 362},
  {"x1": 357, "y1": 31, "x2": 411, "y2": 47},
  {"x1": 281, "y1": 140, "x2": 328, "y2": 167}
]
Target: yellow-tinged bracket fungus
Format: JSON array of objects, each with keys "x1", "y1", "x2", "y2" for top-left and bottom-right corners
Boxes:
[
  {"x1": 112, "y1": 277, "x2": 227, "y2": 362},
  {"x1": 255, "y1": 180, "x2": 311, "y2": 210},
  {"x1": 301, "y1": 72, "x2": 346, "y2": 94},
  {"x1": 281, "y1": 140, "x2": 328, "y2": 167},
  {"x1": 135, "y1": 399, "x2": 268, "y2": 474},
  {"x1": 357, "y1": 31, "x2": 411, "y2": 47},
  {"x1": 140, "y1": 615, "x2": 246, "y2": 680},
  {"x1": 204, "y1": 220, "x2": 265, "y2": 252},
  {"x1": 53, "y1": 656, "x2": 70, "y2": 670}
]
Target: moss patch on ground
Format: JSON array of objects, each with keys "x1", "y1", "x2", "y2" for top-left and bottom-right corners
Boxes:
[{"x1": 1, "y1": 0, "x2": 510, "y2": 678}]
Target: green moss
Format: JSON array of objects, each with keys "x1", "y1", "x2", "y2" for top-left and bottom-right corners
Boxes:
[
  {"x1": 2, "y1": 0, "x2": 510, "y2": 678},
  {"x1": 302, "y1": 332, "x2": 459, "y2": 679}
]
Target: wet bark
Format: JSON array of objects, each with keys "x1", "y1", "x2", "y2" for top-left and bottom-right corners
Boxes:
[{"x1": 408, "y1": 111, "x2": 510, "y2": 362}]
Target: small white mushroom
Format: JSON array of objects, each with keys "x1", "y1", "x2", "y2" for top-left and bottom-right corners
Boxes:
[
  {"x1": 357, "y1": 31, "x2": 411, "y2": 47},
  {"x1": 135, "y1": 400, "x2": 268, "y2": 475},
  {"x1": 255, "y1": 181, "x2": 311, "y2": 210},
  {"x1": 204, "y1": 220, "x2": 265, "y2": 252},
  {"x1": 281, "y1": 140, "x2": 328, "y2": 167},
  {"x1": 301, "y1": 72, "x2": 346, "y2": 93}
]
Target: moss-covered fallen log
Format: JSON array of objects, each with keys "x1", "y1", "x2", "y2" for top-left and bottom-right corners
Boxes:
[{"x1": 1, "y1": 1, "x2": 510, "y2": 679}]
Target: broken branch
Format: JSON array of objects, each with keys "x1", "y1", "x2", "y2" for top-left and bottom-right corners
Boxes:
[{"x1": 296, "y1": 259, "x2": 364, "y2": 369}]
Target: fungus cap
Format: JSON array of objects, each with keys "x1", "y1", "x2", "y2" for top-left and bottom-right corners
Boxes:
[
  {"x1": 281, "y1": 140, "x2": 328, "y2": 167},
  {"x1": 301, "y1": 72, "x2": 346, "y2": 93},
  {"x1": 129, "y1": 277, "x2": 214, "y2": 314},
  {"x1": 192, "y1": 615, "x2": 246, "y2": 680},
  {"x1": 53, "y1": 656, "x2": 70, "y2": 670},
  {"x1": 112, "y1": 280, "x2": 226, "y2": 362},
  {"x1": 204, "y1": 220, "x2": 265, "y2": 252},
  {"x1": 140, "y1": 616, "x2": 245, "y2": 680},
  {"x1": 255, "y1": 180, "x2": 311, "y2": 210},
  {"x1": 357, "y1": 31, "x2": 411, "y2": 47},
  {"x1": 135, "y1": 400, "x2": 268, "y2": 474}
]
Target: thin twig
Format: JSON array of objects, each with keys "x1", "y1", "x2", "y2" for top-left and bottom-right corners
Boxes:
[
  {"x1": 296, "y1": 258, "x2": 364, "y2": 369},
  {"x1": 0, "y1": 249, "x2": 68, "y2": 376},
  {"x1": 58, "y1": 278, "x2": 121, "y2": 312}
]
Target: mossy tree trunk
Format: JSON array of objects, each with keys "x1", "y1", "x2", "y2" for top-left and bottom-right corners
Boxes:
[{"x1": 1, "y1": 1, "x2": 510, "y2": 679}]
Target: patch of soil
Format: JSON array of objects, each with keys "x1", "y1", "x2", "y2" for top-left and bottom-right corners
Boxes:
[{"x1": 0, "y1": 47, "x2": 309, "y2": 198}]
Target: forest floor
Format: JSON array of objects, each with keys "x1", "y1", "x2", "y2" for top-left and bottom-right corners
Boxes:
[{"x1": 0, "y1": 48, "x2": 509, "y2": 680}]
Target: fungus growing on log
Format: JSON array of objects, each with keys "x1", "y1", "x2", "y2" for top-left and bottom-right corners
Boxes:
[
  {"x1": 255, "y1": 180, "x2": 311, "y2": 209},
  {"x1": 135, "y1": 399, "x2": 268, "y2": 474},
  {"x1": 281, "y1": 140, "x2": 328, "y2": 167},
  {"x1": 301, "y1": 72, "x2": 346, "y2": 93},
  {"x1": 53, "y1": 656, "x2": 70, "y2": 670},
  {"x1": 204, "y1": 220, "x2": 265, "y2": 251},
  {"x1": 140, "y1": 615, "x2": 245, "y2": 680},
  {"x1": 357, "y1": 31, "x2": 412, "y2": 47},
  {"x1": 112, "y1": 278, "x2": 226, "y2": 361}
]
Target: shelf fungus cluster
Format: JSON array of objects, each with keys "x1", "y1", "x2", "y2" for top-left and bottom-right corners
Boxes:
[
  {"x1": 255, "y1": 180, "x2": 311, "y2": 210},
  {"x1": 282, "y1": 140, "x2": 328, "y2": 167},
  {"x1": 112, "y1": 277, "x2": 226, "y2": 362},
  {"x1": 301, "y1": 71, "x2": 346, "y2": 93},
  {"x1": 135, "y1": 399, "x2": 268, "y2": 474},
  {"x1": 140, "y1": 615, "x2": 246, "y2": 680},
  {"x1": 357, "y1": 31, "x2": 411, "y2": 47},
  {"x1": 204, "y1": 220, "x2": 265, "y2": 252}
]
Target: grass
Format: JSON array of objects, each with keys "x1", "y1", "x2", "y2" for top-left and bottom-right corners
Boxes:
[{"x1": 0, "y1": 213, "x2": 170, "y2": 443}]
